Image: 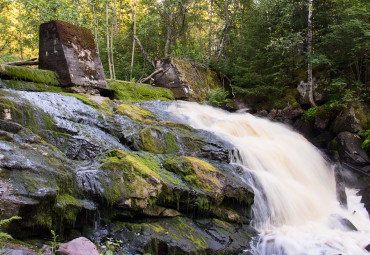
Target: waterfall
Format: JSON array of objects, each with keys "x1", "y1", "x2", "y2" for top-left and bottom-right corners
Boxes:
[{"x1": 169, "y1": 101, "x2": 370, "y2": 255}]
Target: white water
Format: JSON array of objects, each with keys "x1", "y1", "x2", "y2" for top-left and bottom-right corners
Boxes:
[{"x1": 169, "y1": 101, "x2": 370, "y2": 255}]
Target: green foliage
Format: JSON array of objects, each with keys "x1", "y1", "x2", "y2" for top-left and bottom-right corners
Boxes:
[
  {"x1": 0, "y1": 216, "x2": 21, "y2": 241},
  {"x1": 302, "y1": 107, "x2": 320, "y2": 122},
  {"x1": 359, "y1": 129, "x2": 370, "y2": 154},
  {"x1": 207, "y1": 88, "x2": 230, "y2": 108}
]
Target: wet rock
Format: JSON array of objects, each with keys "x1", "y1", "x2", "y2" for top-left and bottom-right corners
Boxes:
[
  {"x1": 328, "y1": 214, "x2": 358, "y2": 232},
  {"x1": 365, "y1": 244, "x2": 370, "y2": 252},
  {"x1": 268, "y1": 106, "x2": 303, "y2": 125},
  {"x1": 333, "y1": 107, "x2": 363, "y2": 134},
  {"x1": 336, "y1": 132, "x2": 369, "y2": 166},
  {"x1": 57, "y1": 237, "x2": 99, "y2": 255},
  {"x1": 111, "y1": 217, "x2": 256, "y2": 255}
]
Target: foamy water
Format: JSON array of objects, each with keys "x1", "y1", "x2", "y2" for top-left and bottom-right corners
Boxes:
[{"x1": 169, "y1": 101, "x2": 370, "y2": 255}]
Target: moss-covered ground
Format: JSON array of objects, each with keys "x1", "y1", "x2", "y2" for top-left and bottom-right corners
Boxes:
[{"x1": 108, "y1": 79, "x2": 174, "y2": 102}]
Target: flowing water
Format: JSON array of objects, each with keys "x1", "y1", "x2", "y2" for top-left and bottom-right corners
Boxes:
[{"x1": 169, "y1": 101, "x2": 370, "y2": 255}]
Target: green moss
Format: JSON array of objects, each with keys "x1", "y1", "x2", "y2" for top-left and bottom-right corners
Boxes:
[
  {"x1": 108, "y1": 80, "x2": 174, "y2": 102},
  {"x1": 100, "y1": 149, "x2": 165, "y2": 205},
  {"x1": 140, "y1": 126, "x2": 166, "y2": 154},
  {"x1": 172, "y1": 58, "x2": 221, "y2": 102},
  {"x1": 0, "y1": 64, "x2": 59, "y2": 85},
  {"x1": 1, "y1": 80, "x2": 65, "y2": 93},
  {"x1": 116, "y1": 103, "x2": 154, "y2": 121},
  {"x1": 164, "y1": 132, "x2": 179, "y2": 154},
  {"x1": 0, "y1": 97, "x2": 57, "y2": 134},
  {"x1": 157, "y1": 121, "x2": 192, "y2": 131},
  {"x1": 61, "y1": 93, "x2": 113, "y2": 115}
]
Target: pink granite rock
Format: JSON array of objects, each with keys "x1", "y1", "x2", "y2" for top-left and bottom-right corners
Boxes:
[{"x1": 57, "y1": 237, "x2": 99, "y2": 255}]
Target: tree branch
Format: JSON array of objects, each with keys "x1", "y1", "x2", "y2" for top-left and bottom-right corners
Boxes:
[{"x1": 134, "y1": 35, "x2": 155, "y2": 68}]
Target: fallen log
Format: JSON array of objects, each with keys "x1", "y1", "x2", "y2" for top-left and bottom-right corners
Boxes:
[
  {"x1": 138, "y1": 67, "x2": 164, "y2": 84},
  {"x1": 3, "y1": 58, "x2": 39, "y2": 66}
]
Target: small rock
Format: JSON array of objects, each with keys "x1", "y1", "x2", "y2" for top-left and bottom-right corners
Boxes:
[
  {"x1": 57, "y1": 237, "x2": 99, "y2": 255},
  {"x1": 161, "y1": 209, "x2": 181, "y2": 217},
  {"x1": 365, "y1": 244, "x2": 370, "y2": 252}
]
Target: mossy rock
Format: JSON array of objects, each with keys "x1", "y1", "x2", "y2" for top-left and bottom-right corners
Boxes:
[
  {"x1": 0, "y1": 126, "x2": 87, "y2": 234},
  {"x1": 138, "y1": 126, "x2": 180, "y2": 154},
  {"x1": 113, "y1": 217, "x2": 256, "y2": 254},
  {"x1": 153, "y1": 58, "x2": 222, "y2": 102},
  {"x1": 0, "y1": 94, "x2": 57, "y2": 135},
  {"x1": 0, "y1": 80, "x2": 65, "y2": 93},
  {"x1": 61, "y1": 92, "x2": 113, "y2": 115},
  {"x1": 116, "y1": 103, "x2": 155, "y2": 121},
  {"x1": 108, "y1": 80, "x2": 174, "y2": 102},
  {"x1": 99, "y1": 149, "x2": 165, "y2": 206},
  {"x1": 0, "y1": 64, "x2": 59, "y2": 86}
]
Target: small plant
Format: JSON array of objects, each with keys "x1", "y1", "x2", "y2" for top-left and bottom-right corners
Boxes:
[
  {"x1": 50, "y1": 230, "x2": 58, "y2": 255},
  {"x1": 207, "y1": 88, "x2": 230, "y2": 108},
  {"x1": 100, "y1": 237, "x2": 123, "y2": 255},
  {"x1": 0, "y1": 216, "x2": 21, "y2": 241},
  {"x1": 359, "y1": 129, "x2": 370, "y2": 154}
]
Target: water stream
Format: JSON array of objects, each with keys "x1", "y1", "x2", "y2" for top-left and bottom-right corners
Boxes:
[{"x1": 169, "y1": 101, "x2": 370, "y2": 255}]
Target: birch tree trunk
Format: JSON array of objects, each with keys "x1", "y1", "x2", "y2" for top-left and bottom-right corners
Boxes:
[
  {"x1": 93, "y1": 4, "x2": 100, "y2": 55},
  {"x1": 19, "y1": 30, "x2": 23, "y2": 60},
  {"x1": 130, "y1": 0, "x2": 138, "y2": 80},
  {"x1": 218, "y1": 0, "x2": 229, "y2": 58},
  {"x1": 307, "y1": 0, "x2": 316, "y2": 107},
  {"x1": 106, "y1": 2, "x2": 112, "y2": 79},
  {"x1": 113, "y1": 0, "x2": 118, "y2": 35},
  {"x1": 208, "y1": 0, "x2": 213, "y2": 60},
  {"x1": 164, "y1": 8, "x2": 174, "y2": 57},
  {"x1": 111, "y1": 24, "x2": 116, "y2": 80}
]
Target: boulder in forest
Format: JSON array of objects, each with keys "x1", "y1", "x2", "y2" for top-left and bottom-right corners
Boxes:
[
  {"x1": 335, "y1": 131, "x2": 369, "y2": 166},
  {"x1": 153, "y1": 58, "x2": 222, "y2": 101},
  {"x1": 332, "y1": 107, "x2": 364, "y2": 134},
  {"x1": 297, "y1": 77, "x2": 325, "y2": 105},
  {"x1": 39, "y1": 20, "x2": 108, "y2": 90}
]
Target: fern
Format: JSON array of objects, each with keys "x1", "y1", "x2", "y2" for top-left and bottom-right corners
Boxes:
[{"x1": 0, "y1": 216, "x2": 21, "y2": 241}]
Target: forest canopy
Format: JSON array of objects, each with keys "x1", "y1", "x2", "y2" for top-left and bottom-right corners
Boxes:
[{"x1": 0, "y1": 0, "x2": 369, "y2": 108}]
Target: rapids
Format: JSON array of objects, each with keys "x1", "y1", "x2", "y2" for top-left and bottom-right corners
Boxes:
[{"x1": 169, "y1": 101, "x2": 370, "y2": 255}]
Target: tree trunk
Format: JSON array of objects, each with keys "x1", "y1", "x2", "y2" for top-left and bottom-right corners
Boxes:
[
  {"x1": 208, "y1": 0, "x2": 213, "y2": 60},
  {"x1": 307, "y1": 0, "x2": 316, "y2": 107},
  {"x1": 106, "y1": 3, "x2": 112, "y2": 79},
  {"x1": 4, "y1": 58, "x2": 38, "y2": 66},
  {"x1": 134, "y1": 35, "x2": 155, "y2": 68},
  {"x1": 218, "y1": 0, "x2": 229, "y2": 58},
  {"x1": 111, "y1": 24, "x2": 116, "y2": 80},
  {"x1": 93, "y1": 4, "x2": 100, "y2": 55},
  {"x1": 164, "y1": 8, "x2": 174, "y2": 57},
  {"x1": 130, "y1": 0, "x2": 138, "y2": 80},
  {"x1": 114, "y1": 0, "x2": 118, "y2": 35},
  {"x1": 19, "y1": 30, "x2": 23, "y2": 60}
]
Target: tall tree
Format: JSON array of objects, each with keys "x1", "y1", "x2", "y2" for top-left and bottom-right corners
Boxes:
[
  {"x1": 307, "y1": 0, "x2": 316, "y2": 107},
  {"x1": 130, "y1": 0, "x2": 138, "y2": 79}
]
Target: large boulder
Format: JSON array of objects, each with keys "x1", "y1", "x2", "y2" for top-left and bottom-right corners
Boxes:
[
  {"x1": 335, "y1": 132, "x2": 369, "y2": 166},
  {"x1": 153, "y1": 58, "x2": 222, "y2": 101},
  {"x1": 332, "y1": 107, "x2": 364, "y2": 134},
  {"x1": 39, "y1": 20, "x2": 108, "y2": 90}
]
